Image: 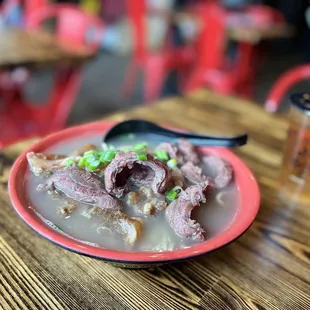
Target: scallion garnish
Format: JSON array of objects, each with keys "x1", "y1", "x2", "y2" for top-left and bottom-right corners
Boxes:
[
  {"x1": 65, "y1": 158, "x2": 75, "y2": 167},
  {"x1": 132, "y1": 142, "x2": 148, "y2": 151},
  {"x1": 165, "y1": 186, "x2": 183, "y2": 201},
  {"x1": 84, "y1": 150, "x2": 98, "y2": 157},
  {"x1": 78, "y1": 157, "x2": 86, "y2": 168},
  {"x1": 167, "y1": 158, "x2": 177, "y2": 168},
  {"x1": 166, "y1": 190, "x2": 178, "y2": 201},
  {"x1": 155, "y1": 150, "x2": 169, "y2": 161},
  {"x1": 84, "y1": 154, "x2": 97, "y2": 163},
  {"x1": 100, "y1": 150, "x2": 117, "y2": 162},
  {"x1": 136, "y1": 151, "x2": 147, "y2": 161},
  {"x1": 172, "y1": 186, "x2": 183, "y2": 194},
  {"x1": 102, "y1": 144, "x2": 115, "y2": 151},
  {"x1": 85, "y1": 160, "x2": 100, "y2": 171}
]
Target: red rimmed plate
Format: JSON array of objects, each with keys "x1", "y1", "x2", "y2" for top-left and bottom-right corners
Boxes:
[{"x1": 8, "y1": 121, "x2": 260, "y2": 268}]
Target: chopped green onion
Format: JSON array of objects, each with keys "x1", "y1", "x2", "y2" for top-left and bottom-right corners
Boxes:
[
  {"x1": 102, "y1": 144, "x2": 115, "y2": 151},
  {"x1": 136, "y1": 151, "x2": 147, "y2": 161},
  {"x1": 172, "y1": 186, "x2": 183, "y2": 194},
  {"x1": 167, "y1": 159, "x2": 177, "y2": 168},
  {"x1": 99, "y1": 151, "x2": 117, "y2": 162},
  {"x1": 84, "y1": 150, "x2": 98, "y2": 157},
  {"x1": 65, "y1": 158, "x2": 75, "y2": 167},
  {"x1": 78, "y1": 157, "x2": 86, "y2": 168},
  {"x1": 85, "y1": 154, "x2": 97, "y2": 163},
  {"x1": 165, "y1": 186, "x2": 183, "y2": 201},
  {"x1": 155, "y1": 150, "x2": 169, "y2": 161},
  {"x1": 132, "y1": 142, "x2": 148, "y2": 151},
  {"x1": 85, "y1": 160, "x2": 100, "y2": 171},
  {"x1": 166, "y1": 190, "x2": 178, "y2": 201}
]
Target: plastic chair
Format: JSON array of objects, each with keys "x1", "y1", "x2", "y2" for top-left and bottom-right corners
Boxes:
[
  {"x1": 184, "y1": 3, "x2": 286, "y2": 98},
  {"x1": 0, "y1": 4, "x2": 103, "y2": 149},
  {"x1": 0, "y1": 0, "x2": 47, "y2": 26},
  {"x1": 123, "y1": 0, "x2": 181, "y2": 103},
  {"x1": 265, "y1": 65, "x2": 310, "y2": 112},
  {"x1": 124, "y1": 1, "x2": 286, "y2": 102},
  {"x1": 0, "y1": 1, "x2": 50, "y2": 112}
]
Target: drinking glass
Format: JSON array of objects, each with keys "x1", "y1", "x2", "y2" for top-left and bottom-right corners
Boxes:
[{"x1": 278, "y1": 93, "x2": 310, "y2": 205}]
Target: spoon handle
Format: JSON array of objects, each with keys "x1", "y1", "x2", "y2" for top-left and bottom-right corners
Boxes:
[{"x1": 160, "y1": 130, "x2": 248, "y2": 147}]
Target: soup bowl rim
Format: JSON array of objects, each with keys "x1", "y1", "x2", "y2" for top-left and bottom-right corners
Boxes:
[{"x1": 9, "y1": 120, "x2": 260, "y2": 264}]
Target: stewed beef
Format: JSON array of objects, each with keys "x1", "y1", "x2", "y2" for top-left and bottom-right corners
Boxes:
[
  {"x1": 27, "y1": 152, "x2": 69, "y2": 176},
  {"x1": 37, "y1": 167, "x2": 121, "y2": 211},
  {"x1": 202, "y1": 156, "x2": 232, "y2": 188},
  {"x1": 90, "y1": 207, "x2": 143, "y2": 245},
  {"x1": 104, "y1": 151, "x2": 172, "y2": 198},
  {"x1": 156, "y1": 142, "x2": 184, "y2": 164},
  {"x1": 178, "y1": 139, "x2": 200, "y2": 165},
  {"x1": 166, "y1": 182, "x2": 209, "y2": 241},
  {"x1": 180, "y1": 161, "x2": 208, "y2": 185}
]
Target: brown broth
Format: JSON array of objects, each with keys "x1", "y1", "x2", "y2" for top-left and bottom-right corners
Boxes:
[{"x1": 25, "y1": 133, "x2": 239, "y2": 252}]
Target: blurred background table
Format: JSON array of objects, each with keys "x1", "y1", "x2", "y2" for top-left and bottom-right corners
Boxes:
[
  {"x1": 1, "y1": 89, "x2": 309, "y2": 309},
  {"x1": 0, "y1": 28, "x2": 95, "y2": 69}
]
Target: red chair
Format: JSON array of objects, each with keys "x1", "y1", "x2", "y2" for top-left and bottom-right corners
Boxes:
[
  {"x1": 123, "y1": 0, "x2": 187, "y2": 103},
  {"x1": 0, "y1": 4, "x2": 103, "y2": 149},
  {"x1": 124, "y1": 1, "x2": 286, "y2": 102},
  {"x1": 184, "y1": 3, "x2": 286, "y2": 98},
  {"x1": 24, "y1": 0, "x2": 47, "y2": 24},
  {"x1": 265, "y1": 65, "x2": 310, "y2": 112},
  {"x1": 0, "y1": 0, "x2": 47, "y2": 25}
]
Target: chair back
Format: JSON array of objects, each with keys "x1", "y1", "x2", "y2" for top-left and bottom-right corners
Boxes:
[{"x1": 26, "y1": 4, "x2": 103, "y2": 50}]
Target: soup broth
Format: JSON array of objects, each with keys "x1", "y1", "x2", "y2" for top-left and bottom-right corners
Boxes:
[{"x1": 25, "y1": 133, "x2": 239, "y2": 252}]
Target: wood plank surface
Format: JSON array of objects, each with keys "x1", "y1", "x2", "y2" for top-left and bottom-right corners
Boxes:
[
  {"x1": 1, "y1": 90, "x2": 309, "y2": 309},
  {"x1": 0, "y1": 28, "x2": 94, "y2": 69}
]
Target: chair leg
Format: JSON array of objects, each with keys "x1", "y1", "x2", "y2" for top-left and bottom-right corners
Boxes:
[
  {"x1": 238, "y1": 78, "x2": 254, "y2": 99},
  {"x1": 144, "y1": 54, "x2": 168, "y2": 103},
  {"x1": 122, "y1": 61, "x2": 140, "y2": 99},
  {"x1": 43, "y1": 69, "x2": 82, "y2": 133},
  {"x1": 183, "y1": 67, "x2": 205, "y2": 94}
]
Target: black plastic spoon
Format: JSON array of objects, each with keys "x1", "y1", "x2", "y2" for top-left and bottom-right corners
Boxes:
[{"x1": 103, "y1": 119, "x2": 247, "y2": 147}]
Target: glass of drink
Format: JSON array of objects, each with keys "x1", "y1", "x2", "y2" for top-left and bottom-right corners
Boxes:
[{"x1": 278, "y1": 93, "x2": 310, "y2": 205}]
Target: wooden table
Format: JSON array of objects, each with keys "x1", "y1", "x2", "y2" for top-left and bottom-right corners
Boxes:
[
  {"x1": 1, "y1": 90, "x2": 309, "y2": 309},
  {"x1": 174, "y1": 12, "x2": 294, "y2": 44},
  {"x1": 0, "y1": 28, "x2": 95, "y2": 69}
]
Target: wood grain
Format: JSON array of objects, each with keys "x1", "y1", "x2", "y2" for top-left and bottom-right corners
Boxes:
[
  {"x1": 0, "y1": 28, "x2": 95, "y2": 69},
  {"x1": 1, "y1": 89, "x2": 309, "y2": 309}
]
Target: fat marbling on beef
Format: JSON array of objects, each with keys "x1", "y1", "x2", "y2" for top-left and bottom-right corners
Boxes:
[
  {"x1": 104, "y1": 151, "x2": 172, "y2": 198},
  {"x1": 166, "y1": 181, "x2": 209, "y2": 241},
  {"x1": 37, "y1": 167, "x2": 121, "y2": 211}
]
